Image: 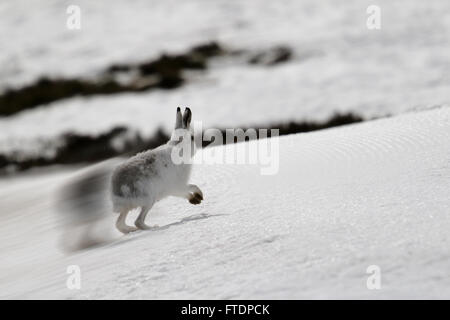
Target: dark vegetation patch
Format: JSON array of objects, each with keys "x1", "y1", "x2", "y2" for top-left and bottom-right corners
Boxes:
[
  {"x1": 0, "y1": 112, "x2": 363, "y2": 175},
  {"x1": 274, "y1": 113, "x2": 363, "y2": 135},
  {"x1": 0, "y1": 42, "x2": 296, "y2": 117},
  {"x1": 0, "y1": 78, "x2": 154, "y2": 117},
  {"x1": 0, "y1": 127, "x2": 170, "y2": 175},
  {"x1": 0, "y1": 42, "x2": 224, "y2": 117},
  {"x1": 248, "y1": 46, "x2": 293, "y2": 66},
  {"x1": 201, "y1": 113, "x2": 363, "y2": 147}
]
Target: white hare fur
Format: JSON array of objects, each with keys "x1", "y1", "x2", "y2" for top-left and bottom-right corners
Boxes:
[{"x1": 110, "y1": 107, "x2": 203, "y2": 233}]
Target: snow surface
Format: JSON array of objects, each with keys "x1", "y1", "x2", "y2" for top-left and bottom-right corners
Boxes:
[
  {"x1": 1, "y1": 0, "x2": 450, "y2": 154},
  {"x1": 1, "y1": 106, "x2": 449, "y2": 299}
]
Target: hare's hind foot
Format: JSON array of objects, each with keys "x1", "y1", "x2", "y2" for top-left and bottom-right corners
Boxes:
[
  {"x1": 116, "y1": 210, "x2": 138, "y2": 234},
  {"x1": 134, "y1": 206, "x2": 153, "y2": 230}
]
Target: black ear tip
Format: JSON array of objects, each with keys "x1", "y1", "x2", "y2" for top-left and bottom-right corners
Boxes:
[
  {"x1": 177, "y1": 107, "x2": 181, "y2": 112},
  {"x1": 185, "y1": 107, "x2": 191, "y2": 113}
]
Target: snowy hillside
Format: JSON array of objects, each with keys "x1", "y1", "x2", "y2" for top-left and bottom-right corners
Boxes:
[{"x1": 1, "y1": 106, "x2": 449, "y2": 299}]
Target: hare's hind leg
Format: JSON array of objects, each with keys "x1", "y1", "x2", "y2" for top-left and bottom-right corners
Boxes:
[
  {"x1": 135, "y1": 205, "x2": 153, "y2": 230},
  {"x1": 116, "y1": 210, "x2": 138, "y2": 234}
]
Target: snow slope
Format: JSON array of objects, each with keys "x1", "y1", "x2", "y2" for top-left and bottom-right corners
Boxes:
[{"x1": 0, "y1": 106, "x2": 450, "y2": 299}]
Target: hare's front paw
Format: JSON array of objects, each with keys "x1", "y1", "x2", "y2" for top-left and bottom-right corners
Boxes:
[
  {"x1": 186, "y1": 184, "x2": 203, "y2": 205},
  {"x1": 188, "y1": 192, "x2": 203, "y2": 205}
]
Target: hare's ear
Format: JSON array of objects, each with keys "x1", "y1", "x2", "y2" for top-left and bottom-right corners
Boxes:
[
  {"x1": 182, "y1": 107, "x2": 192, "y2": 129},
  {"x1": 175, "y1": 107, "x2": 182, "y2": 129}
]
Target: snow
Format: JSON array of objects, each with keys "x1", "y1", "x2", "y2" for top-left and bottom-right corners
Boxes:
[
  {"x1": 2, "y1": 0, "x2": 450, "y2": 154},
  {"x1": 1, "y1": 106, "x2": 449, "y2": 299}
]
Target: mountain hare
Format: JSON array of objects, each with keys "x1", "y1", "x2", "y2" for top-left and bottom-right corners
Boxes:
[{"x1": 111, "y1": 107, "x2": 203, "y2": 233}]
